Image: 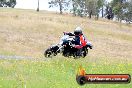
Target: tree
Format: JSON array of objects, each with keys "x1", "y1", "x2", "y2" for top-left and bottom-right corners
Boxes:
[
  {"x1": 70, "y1": 0, "x2": 97, "y2": 18},
  {"x1": 105, "y1": 4, "x2": 114, "y2": 20},
  {"x1": 123, "y1": 0, "x2": 132, "y2": 23},
  {"x1": 71, "y1": 0, "x2": 77, "y2": 16},
  {"x1": 71, "y1": 0, "x2": 105, "y2": 19},
  {"x1": 0, "y1": 0, "x2": 16, "y2": 8},
  {"x1": 111, "y1": 0, "x2": 122, "y2": 21},
  {"x1": 48, "y1": 0, "x2": 70, "y2": 14},
  {"x1": 97, "y1": 0, "x2": 105, "y2": 18},
  {"x1": 71, "y1": 0, "x2": 85, "y2": 17},
  {"x1": 85, "y1": 0, "x2": 100, "y2": 19},
  {"x1": 110, "y1": 0, "x2": 132, "y2": 23}
]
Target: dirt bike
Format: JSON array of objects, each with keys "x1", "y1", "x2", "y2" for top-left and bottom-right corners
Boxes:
[{"x1": 44, "y1": 32, "x2": 92, "y2": 58}]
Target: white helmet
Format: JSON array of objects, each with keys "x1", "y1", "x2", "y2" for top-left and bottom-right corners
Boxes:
[{"x1": 74, "y1": 27, "x2": 82, "y2": 35}]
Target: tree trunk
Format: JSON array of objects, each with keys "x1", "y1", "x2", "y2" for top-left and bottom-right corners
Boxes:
[
  {"x1": 89, "y1": 10, "x2": 92, "y2": 18},
  {"x1": 96, "y1": 14, "x2": 99, "y2": 20},
  {"x1": 59, "y1": 2, "x2": 62, "y2": 14},
  {"x1": 37, "y1": 0, "x2": 39, "y2": 12},
  {"x1": 102, "y1": 6, "x2": 103, "y2": 18}
]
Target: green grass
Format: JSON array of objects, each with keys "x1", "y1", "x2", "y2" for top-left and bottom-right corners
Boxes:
[{"x1": 0, "y1": 56, "x2": 132, "y2": 88}]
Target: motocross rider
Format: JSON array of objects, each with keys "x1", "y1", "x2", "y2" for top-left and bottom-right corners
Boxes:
[{"x1": 64, "y1": 27, "x2": 92, "y2": 56}]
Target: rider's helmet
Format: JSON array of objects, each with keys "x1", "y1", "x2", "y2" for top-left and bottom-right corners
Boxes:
[{"x1": 74, "y1": 27, "x2": 82, "y2": 35}]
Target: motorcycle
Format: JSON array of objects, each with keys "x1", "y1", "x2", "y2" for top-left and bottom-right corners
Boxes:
[{"x1": 44, "y1": 32, "x2": 92, "y2": 58}]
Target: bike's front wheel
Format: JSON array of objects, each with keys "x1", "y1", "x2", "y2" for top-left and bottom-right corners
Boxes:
[{"x1": 44, "y1": 48, "x2": 53, "y2": 58}]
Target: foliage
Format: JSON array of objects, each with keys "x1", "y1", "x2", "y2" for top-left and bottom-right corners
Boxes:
[
  {"x1": 71, "y1": 0, "x2": 105, "y2": 19},
  {"x1": 0, "y1": 0, "x2": 16, "y2": 8},
  {"x1": 48, "y1": 0, "x2": 71, "y2": 14},
  {"x1": 110, "y1": 0, "x2": 132, "y2": 23}
]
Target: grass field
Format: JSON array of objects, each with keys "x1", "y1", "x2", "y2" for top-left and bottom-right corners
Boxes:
[{"x1": 0, "y1": 8, "x2": 132, "y2": 88}]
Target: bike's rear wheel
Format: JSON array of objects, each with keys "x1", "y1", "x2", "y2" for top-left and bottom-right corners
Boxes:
[{"x1": 81, "y1": 48, "x2": 88, "y2": 58}]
